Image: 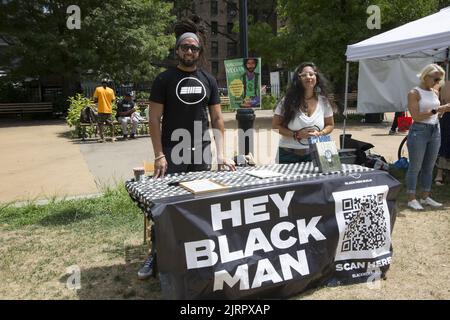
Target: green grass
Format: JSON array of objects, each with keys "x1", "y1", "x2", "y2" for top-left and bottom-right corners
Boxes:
[
  {"x1": 0, "y1": 185, "x2": 158, "y2": 300},
  {"x1": 1, "y1": 175, "x2": 449, "y2": 299},
  {"x1": 0, "y1": 185, "x2": 142, "y2": 230},
  {"x1": 388, "y1": 166, "x2": 450, "y2": 210}
]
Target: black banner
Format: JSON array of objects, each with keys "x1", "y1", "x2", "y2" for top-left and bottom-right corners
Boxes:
[{"x1": 151, "y1": 170, "x2": 401, "y2": 299}]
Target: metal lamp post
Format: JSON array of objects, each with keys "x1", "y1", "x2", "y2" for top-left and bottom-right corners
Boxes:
[{"x1": 236, "y1": 0, "x2": 255, "y2": 156}]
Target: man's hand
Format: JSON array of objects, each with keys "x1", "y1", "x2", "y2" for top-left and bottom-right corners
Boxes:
[
  {"x1": 153, "y1": 156, "x2": 168, "y2": 178},
  {"x1": 217, "y1": 157, "x2": 236, "y2": 171}
]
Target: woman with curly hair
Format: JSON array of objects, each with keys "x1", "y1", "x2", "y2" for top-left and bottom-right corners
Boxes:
[{"x1": 272, "y1": 62, "x2": 335, "y2": 163}]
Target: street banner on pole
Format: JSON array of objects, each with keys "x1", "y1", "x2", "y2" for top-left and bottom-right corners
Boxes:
[{"x1": 224, "y1": 57, "x2": 262, "y2": 109}]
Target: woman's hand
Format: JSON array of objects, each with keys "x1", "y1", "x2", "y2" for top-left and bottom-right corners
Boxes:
[
  {"x1": 437, "y1": 103, "x2": 450, "y2": 116},
  {"x1": 153, "y1": 156, "x2": 168, "y2": 178},
  {"x1": 294, "y1": 128, "x2": 318, "y2": 141}
]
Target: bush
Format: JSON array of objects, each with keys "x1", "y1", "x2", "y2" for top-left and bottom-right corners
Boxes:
[
  {"x1": 261, "y1": 94, "x2": 277, "y2": 110},
  {"x1": 65, "y1": 94, "x2": 120, "y2": 138},
  {"x1": 333, "y1": 112, "x2": 365, "y2": 123},
  {"x1": 66, "y1": 94, "x2": 95, "y2": 138},
  {"x1": 0, "y1": 81, "x2": 28, "y2": 103},
  {"x1": 135, "y1": 91, "x2": 149, "y2": 101}
]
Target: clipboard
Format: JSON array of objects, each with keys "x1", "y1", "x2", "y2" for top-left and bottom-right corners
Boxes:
[{"x1": 179, "y1": 179, "x2": 230, "y2": 194}]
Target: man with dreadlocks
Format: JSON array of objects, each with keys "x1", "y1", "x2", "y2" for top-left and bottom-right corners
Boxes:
[{"x1": 138, "y1": 18, "x2": 235, "y2": 279}]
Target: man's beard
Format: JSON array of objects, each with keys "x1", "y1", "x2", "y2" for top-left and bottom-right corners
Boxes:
[{"x1": 178, "y1": 55, "x2": 199, "y2": 68}]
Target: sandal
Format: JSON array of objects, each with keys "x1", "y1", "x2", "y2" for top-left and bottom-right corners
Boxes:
[{"x1": 434, "y1": 179, "x2": 444, "y2": 186}]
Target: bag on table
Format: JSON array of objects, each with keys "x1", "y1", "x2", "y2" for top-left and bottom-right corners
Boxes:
[{"x1": 397, "y1": 111, "x2": 413, "y2": 132}]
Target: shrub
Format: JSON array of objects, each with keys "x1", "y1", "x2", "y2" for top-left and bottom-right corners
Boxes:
[
  {"x1": 66, "y1": 94, "x2": 93, "y2": 137},
  {"x1": 261, "y1": 94, "x2": 277, "y2": 110},
  {"x1": 65, "y1": 94, "x2": 119, "y2": 138},
  {"x1": 135, "y1": 91, "x2": 149, "y2": 101}
]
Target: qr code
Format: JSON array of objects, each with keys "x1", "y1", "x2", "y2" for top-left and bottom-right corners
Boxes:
[
  {"x1": 340, "y1": 193, "x2": 386, "y2": 252},
  {"x1": 333, "y1": 186, "x2": 391, "y2": 260}
]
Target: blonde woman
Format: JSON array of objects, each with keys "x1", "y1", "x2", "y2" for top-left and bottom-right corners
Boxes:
[{"x1": 406, "y1": 64, "x2": 450, "y2": 210}]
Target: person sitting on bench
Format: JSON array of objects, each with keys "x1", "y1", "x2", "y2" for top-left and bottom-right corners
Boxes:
[{"x1": 116, "y1": 92, "x2": 139, "y2": 139}]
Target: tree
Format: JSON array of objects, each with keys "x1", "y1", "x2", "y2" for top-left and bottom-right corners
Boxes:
[
  {"x1": 0, "y1": 0, "x2": 175, "y2": 99},
  {"x1": 273, "y1": 0, "x2": 443, "y2": 93}
]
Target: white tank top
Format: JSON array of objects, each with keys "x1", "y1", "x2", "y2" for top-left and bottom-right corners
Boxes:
[{"x1": 414, "y1": 87, "x2": 440, "y2": 125}]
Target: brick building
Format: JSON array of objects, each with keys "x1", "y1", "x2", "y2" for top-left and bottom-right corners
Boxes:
[{"x1": 175, "y1": 1, "x2": 240, "y2": 87}]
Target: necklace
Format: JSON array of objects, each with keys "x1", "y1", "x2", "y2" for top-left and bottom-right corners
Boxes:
[{"x1": 302, "y1": 98, "x2": 317, "y2": 116}]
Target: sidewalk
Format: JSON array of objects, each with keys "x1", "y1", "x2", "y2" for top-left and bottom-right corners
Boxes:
[
  {"x1": 0, "y1": 111, "x2": 404, "y2": 203},
  {"x1": 0, "y1": 120, "x2": 98, "y2": 203}
]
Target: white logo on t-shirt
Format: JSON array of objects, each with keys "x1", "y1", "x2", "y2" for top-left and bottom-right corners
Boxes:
[
  {"x1": 176, "y1": 77, "x2": 206, "y2": 105},
  {"x1": 180, "y1": 87, "x2": 202, "y2": 94}
]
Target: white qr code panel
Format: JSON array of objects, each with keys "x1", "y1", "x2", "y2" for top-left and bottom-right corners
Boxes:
[{"x1": 333, "y1": 185, "x2": 391, "y2": 261}]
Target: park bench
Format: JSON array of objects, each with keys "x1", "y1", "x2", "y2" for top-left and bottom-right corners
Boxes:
[
  {"x1": 328, "y1": 91, "x2": 358, "y2": 115},
  {"x1": 0, "y1": 102, "x2": 53, "y2": 118},
  {"x1": 80, "y1": 119, "x2": 150, "y2": 141}
]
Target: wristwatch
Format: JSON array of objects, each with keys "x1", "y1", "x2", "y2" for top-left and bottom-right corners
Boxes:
[{"x1": 431, "y1": 109, "x2": 437, "y2": 114}]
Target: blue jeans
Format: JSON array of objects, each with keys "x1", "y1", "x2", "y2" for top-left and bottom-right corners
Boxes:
[{"x1": 406, "y1": 122, "x2": 441, "y2": 194}]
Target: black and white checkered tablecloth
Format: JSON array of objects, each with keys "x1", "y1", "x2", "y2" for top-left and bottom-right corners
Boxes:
[{"x1": 125, "y1": 163, "x2": 373, "y2": 214}]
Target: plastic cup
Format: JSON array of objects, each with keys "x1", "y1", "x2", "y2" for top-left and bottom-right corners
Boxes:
[
  {"x1": 133, "y1": 167, "x2": 145, "y2": 181},
  {"x1": 143, "y1": 161, "x2": 154, "y2": 175}
]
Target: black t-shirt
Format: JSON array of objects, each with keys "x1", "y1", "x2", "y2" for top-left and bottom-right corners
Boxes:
[
  {"x1": 150, "y1": 67, "x2": 220, "y2": 148},
  {"x1": 116, "y1": 99, "x2": 135, "y2": 119}
]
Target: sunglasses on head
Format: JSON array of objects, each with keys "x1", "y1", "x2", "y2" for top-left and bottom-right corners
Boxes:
[{"x1": 179, "y1": 44, "x2": 200, "y2": 53}]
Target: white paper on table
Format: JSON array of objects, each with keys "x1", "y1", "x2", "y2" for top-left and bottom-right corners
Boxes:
[
  {"x1": 179, "y1": 179, "x2": 229, "y2": 194},
  {"x1": 245, "y1": 170, "x2": 284, "y2": 179}
]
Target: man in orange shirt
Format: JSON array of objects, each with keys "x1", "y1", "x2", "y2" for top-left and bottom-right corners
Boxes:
[{"x1": 93, "y1": 79, "x2": 116, "y2": 142}]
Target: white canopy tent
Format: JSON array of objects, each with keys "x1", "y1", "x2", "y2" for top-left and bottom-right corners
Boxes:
[{"x1": 342, "y1": 6, "x2": 450, "y2": 146}]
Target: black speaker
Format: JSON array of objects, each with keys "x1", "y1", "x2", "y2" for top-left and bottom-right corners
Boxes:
[{"x1": 339, "y1": 134, "x2": 375, "y2": 165}]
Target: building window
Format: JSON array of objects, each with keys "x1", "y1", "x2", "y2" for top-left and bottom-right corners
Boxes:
[
  {"x1": 227, "y1": 23, "x2": 234, "y2": 34},
  {"x1": 211, "y1": 21, "x2": 218, "y2": 36},
  {"x1": 227, "y1": 2, "x2": 237, "y2": 18},
  {"x1": 227, "y1": 42, "x2": 238, "y2": 57},
  {"x1": 211, "y1": 41, "x2": 219, "y2": 58},
  {"x1": 212, "y1": 61, "x2": 219, "y2": 75},
  {"x1": 211, "y1": 1, "x2": 218, "y2": 16}
]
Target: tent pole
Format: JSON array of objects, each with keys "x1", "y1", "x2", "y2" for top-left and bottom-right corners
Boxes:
[
  {"x1": 447, "y1": 47, "x2": 449, "y2": 80},
  {"x1": 342, "y1": 62, "x2": 350, "y2": 149}
]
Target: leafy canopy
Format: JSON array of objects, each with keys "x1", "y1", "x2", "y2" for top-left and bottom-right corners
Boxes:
[
  {"x1": 249, "y1": 0, "x2": 445, "y2": 91},
  {"x1": 0, "y1": 0, "x2": 176, "y2": 83}
]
